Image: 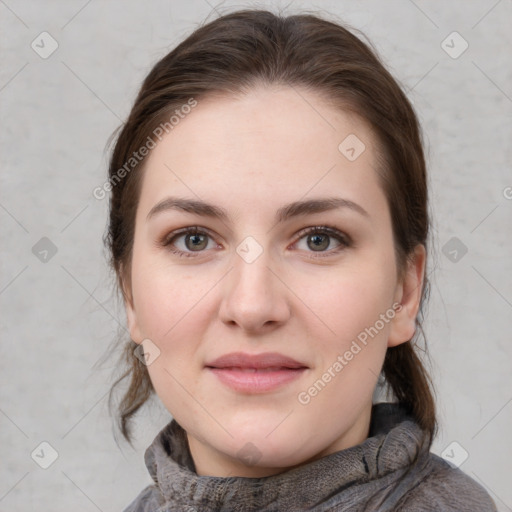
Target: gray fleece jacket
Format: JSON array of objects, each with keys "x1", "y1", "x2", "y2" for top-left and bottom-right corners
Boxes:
[{"x1": 123, "y1": 402, "x2": 497, "y2": 511}]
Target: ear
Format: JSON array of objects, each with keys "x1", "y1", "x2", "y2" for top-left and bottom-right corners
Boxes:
[
  {"x1": 121, "y1": 267, "x2": 143, "y2": 345},
  {"x1": 387, "y1": 244, "x2": 426, "y2": 348}
]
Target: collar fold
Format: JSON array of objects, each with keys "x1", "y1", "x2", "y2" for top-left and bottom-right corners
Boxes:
[{"x1": 143, "y1": 403, "x2": 430, "y2": 511}]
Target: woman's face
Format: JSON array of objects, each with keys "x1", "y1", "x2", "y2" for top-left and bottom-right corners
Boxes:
[{"x1": 125, "y1": 85, "x2": 425, "y2": 477}]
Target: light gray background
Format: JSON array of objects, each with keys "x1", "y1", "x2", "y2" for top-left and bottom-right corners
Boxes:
[{"x1": 1, "y1": 0, "x2": 511, "y2": 510}]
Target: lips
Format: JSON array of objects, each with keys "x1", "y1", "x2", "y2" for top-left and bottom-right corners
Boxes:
[
  {"x1": 206, "y1": 351, "x2": 308, "y2": 370},
  {"x1": 205, "y1": 352, "x2": 308, "y2": 393}
]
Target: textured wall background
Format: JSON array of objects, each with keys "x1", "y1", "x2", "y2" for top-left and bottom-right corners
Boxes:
[{"x1": 1, "y1": 0, "x2": 511, "y2": 510}]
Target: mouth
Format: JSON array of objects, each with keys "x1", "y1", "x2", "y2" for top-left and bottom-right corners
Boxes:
[{"x1": 205, "y1": 352, "x2": 309, "y2": 393}]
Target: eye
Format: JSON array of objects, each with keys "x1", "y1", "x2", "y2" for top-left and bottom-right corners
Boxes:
[
  {"x1": 161, "y1": 227, "x2": 219, "y2": 258},
  {"x1": 160, "y1": 225, "x2": 351, "y2": 259},
  {"x1": 293, "y1": 226, "x2": 351, "y2": 257}
]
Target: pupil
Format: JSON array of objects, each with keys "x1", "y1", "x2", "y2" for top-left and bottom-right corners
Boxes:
[
  {"x1": 187, "y1": 233, "x2": 207, "y2": 251},
  {"x1": 309, "y1": 234, "x2": 328, "y2": 251}
]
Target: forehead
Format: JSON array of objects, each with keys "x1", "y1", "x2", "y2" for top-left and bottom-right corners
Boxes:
[{"x1": 137, "y1": 85, "x2": 387, "y2": 222}]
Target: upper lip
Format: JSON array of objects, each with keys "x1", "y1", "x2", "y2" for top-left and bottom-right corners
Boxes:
[{"x1": 206, "y1": 352, "x2": 308, "y2": 369}]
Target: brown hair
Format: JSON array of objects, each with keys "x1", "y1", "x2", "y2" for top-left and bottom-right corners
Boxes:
[{"x1": 104, "y1": 8, "x2": 437, "y2": 446}]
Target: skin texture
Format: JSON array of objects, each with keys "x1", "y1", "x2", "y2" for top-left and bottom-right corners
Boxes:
[{"x1": 124, "y1": 85, "x2": 426, "y2": 478}]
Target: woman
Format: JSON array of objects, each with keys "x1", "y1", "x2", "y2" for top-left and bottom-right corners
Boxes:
[{"x1": 104, "y1": 8, "x2": 497, "y2": 511}]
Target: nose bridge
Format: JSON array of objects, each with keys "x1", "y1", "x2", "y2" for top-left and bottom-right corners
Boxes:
[
  {"x1": 219, "y1": 236, "x2": 290, "y2": 330},
  {"x1": 234, "y1": 241, "x2": 273, "y2": 294}
]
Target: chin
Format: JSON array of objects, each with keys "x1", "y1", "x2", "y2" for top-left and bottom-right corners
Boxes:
[
  {"x1": 222, "y1": 419, "x2": 315, "y2": 466},
  {"x1": 220, "y1": 440, "x2": 307, "y2": 472}
]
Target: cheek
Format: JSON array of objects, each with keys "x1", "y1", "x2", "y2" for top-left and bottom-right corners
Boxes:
[
  {"x1": 130, "y1": 247, "x2": 206, "y2": 340},
  {"x1": 129, "y1": 260, "x2": 208, "y2": 410},
  {"x1": 129, "y1": 260, "x2": 220, "y2": 401},
  {"x1": 303, "y1": 263, "x2": 396, "y2": 346},
  {"x1": 303, "y1": 267, "x2": 394, "y2": 411},
  {"x1": 131, "y1": 269, "x2": 171, "y2": 339}
]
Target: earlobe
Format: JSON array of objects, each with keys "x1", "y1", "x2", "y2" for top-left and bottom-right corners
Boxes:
[
  {"x1": 387, "y1": 244, "x2": 426, "y2": 348},
  {"x1": 121, "y1": 272, "x2": 143, "y2": 344},
  {"x1": 125, "y1": 298, "x2": 143, "y2": 344}
]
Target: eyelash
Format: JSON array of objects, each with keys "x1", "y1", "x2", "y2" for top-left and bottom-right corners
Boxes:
[{"x1": 160, "y1": 225, "x2": 351, "y2": 259}]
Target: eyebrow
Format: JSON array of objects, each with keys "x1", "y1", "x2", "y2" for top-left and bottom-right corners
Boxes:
[{"x1": 146, "y1": 196, "x2": 370, "y2": 223}]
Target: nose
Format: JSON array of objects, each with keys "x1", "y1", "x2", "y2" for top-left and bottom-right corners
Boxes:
[{"x1": 218, "y1": 244, "x2": 291, "y2": 333}]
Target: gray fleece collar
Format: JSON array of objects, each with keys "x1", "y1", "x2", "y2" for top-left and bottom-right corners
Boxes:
[{"x1": 142, "y1": 403, "x2": 432, "y2": 511}]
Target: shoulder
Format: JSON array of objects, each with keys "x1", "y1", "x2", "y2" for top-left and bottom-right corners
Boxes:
[
  {"x1": 122, "y1": 484, "x2": 166, "y2": 512},
  {"x1": 396, "y1": 454, "x2": 497, "y2": 512}
]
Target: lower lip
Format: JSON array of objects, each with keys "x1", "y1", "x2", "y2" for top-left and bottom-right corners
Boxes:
[{"x1": 207, "y1": 367, "x2": 307, "y2": 393}]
